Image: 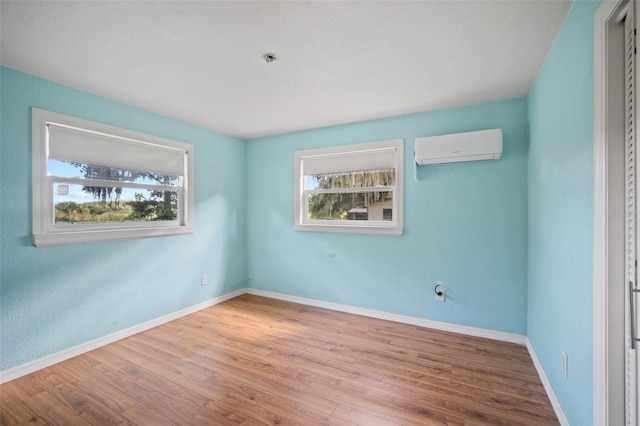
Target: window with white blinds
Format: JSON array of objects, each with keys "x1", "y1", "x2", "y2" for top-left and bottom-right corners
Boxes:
[
  {"x1": 32, "y1": 108, "x2": 194, "y2": 246},
  {"x1": 294, "y1": 139, "x2": 404, "y2": 235}
]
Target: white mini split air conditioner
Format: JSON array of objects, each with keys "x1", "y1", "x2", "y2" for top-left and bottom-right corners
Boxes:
[{"x1": 414, "y1": 128, "x2": 503, "y2": 165}]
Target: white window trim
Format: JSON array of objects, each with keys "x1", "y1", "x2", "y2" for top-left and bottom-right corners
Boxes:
[
  {"x1": 294, "y1": 139, "x2": 404, "y2": 235},
  {"x1": 32, "y1": 108, "x2": 194, "y2": 247}
]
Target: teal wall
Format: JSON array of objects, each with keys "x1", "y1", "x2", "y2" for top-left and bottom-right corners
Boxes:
[
  {"x1": 527, "y1": 1, "x2": 599, "y2": 425},
  {"x1": 0, "y1": 67, "x2": 247, "y2": 371},
  {"x1": 246, "y1": 98, "x2": 529, "y2": 334}
]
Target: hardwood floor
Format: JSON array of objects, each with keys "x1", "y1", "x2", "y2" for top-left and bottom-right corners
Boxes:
[{"x1": 1, "y1": 294, "x2": 558, "y2": 425}]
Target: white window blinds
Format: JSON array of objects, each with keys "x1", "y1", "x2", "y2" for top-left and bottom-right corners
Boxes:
[
  {"x1": 300, "y1": 146, "x2": 398, "y2": 176},
  {"x1": 47, "y1": 123, "x2": 187, "y2": 176}
]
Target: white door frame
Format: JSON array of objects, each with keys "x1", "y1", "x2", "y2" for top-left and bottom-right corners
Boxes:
[{"x1": 594, "y1": 0, "x2": 635, "y2": 424}]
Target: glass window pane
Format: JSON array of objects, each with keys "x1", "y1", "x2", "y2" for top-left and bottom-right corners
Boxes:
[
  {"x1": 48, "y1": 160, "x2": 180, "y2": 186},
  {"x1": 53, "y1": 183, "x2": 178, "y2": 224},
  {"x1": 307, "y1": 191, "x2": 393, "y2": 221},
  {"x1": 305, "y1": 169, "x2": 395, "y2": 190}
]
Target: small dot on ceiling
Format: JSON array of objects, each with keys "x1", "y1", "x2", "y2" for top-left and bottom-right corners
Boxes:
[{"x1": 263, "y1": 53, "x2": 278, "y2": 63}]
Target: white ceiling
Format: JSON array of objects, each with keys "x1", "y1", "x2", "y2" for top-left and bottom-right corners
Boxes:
[{"x1": 1, "y1": 1, "x2": 572, "y2": 140}]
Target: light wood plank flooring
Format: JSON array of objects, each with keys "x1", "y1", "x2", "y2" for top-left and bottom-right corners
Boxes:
[{"x1": 1, "y1": 294, "x2": 558, "y2": 425}]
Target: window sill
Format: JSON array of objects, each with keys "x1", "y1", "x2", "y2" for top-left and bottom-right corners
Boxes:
[
  {"x1": 294, "y1": 223, "x2": 403, "y2": 235},
  {"x1": 33, "y1": 225, "x2": 194, "y2": 247}
]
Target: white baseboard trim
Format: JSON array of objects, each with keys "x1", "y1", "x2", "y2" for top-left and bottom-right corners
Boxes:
[
  {"x1": 526, "y1": 338, "x2": 569, "y2": 426},
  {"x1": 245, "y1": 288, "x2": 527, "y2": 345},
  {"x1": 0, "y1": 288, "x2": 245, "y2": 384}
]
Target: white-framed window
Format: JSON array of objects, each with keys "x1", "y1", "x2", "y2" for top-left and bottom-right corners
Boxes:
[
  {"x1": 32, "y1": 108, "x2": 194, "y2": 247},
  {"x1": 294, "y1": 139, "x2": 404, "y2": 235}
]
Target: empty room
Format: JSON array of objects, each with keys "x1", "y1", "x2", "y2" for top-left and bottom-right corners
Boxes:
[{"x1": 0, "y1": 0, "x2": 630, "y2": 424}]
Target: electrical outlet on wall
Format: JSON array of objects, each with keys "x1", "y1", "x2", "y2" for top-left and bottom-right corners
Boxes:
[
  {"x1": 561, "y1": 350, "x2": 568, "y2": 378},
  {"x1": 201, "y1": 274, "x2": 208, "y2": 286}
]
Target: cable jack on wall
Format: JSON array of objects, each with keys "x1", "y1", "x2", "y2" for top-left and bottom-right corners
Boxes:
[{"x1": 435, "y1": 281, "x2": 446, "y2": 302}]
